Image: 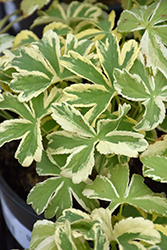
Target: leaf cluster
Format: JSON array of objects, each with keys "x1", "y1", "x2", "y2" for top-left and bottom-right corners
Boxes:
[{"x1": 1, "y1": 0, "x2": 167, "y2": 249}]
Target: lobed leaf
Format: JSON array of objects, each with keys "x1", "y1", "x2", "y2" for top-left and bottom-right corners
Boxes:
[
  {"x1": 29, "y1": 220, "x2": 57, "y2": 250},
  {"x1": 27, "y1": 151, "x2": 99, "y2": 218},
  {"x1": 48, "y1": 102, "x2": 148, "y2": 183},
  {"x1": 114, "y1": 61, "x2": 167, "y2": 131},
  {"x1": 83, "y1": 163, "x2": 167, "y2": 216},
  {"x1": 0, "y1": 89, "x2": 61, "y2": 166},
  {"x1": 8, "y1": 30, "x2": 74, "y2": 102},
  {"x1": 0, "y1": 33, "x2": 14, "y2": 52},
  {"x1": 117, "y1": 0, "x2": 167, "y2": 78},
  {"x1": 141, "y1": 134, "x2": 167, "y2": 182},
  {"x1": 62, "y1": 33, "x2": 138, "y2": 125},
  {"x1": 21, "y1": 0, "x2": 52, "y2": 16},
  {"x1": 114, "y1": 217, "x2": 160, "y2": 250}
]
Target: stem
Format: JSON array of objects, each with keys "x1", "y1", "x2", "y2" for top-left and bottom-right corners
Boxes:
[
  {"x1": 0, "y1": 110, "x2": 14, "y2": 120},
  {"x1": 115, "y1": 95, "x2": 121, "y2": 106},
  {"x1": 118, "y1": 203, "x2": 124, "y2": 222},
  {"x1": 111, "y1": 242, "x2": 117, "y2": 250},
  {"x1": 118, "y1": 96, "x2": 138, "y2": 109},
  {"x1": 0, "y1": 15, "x2": 23, "y2": 34},
  {"x1": 145, "y1": 137, "x2": 156, "y2": 143},
  {"x1": 127, "y1": 0, "x2": 131, "y2": 10},
  {"x1": 130, "y1": 104, "x2": 140, "y2": 119}
]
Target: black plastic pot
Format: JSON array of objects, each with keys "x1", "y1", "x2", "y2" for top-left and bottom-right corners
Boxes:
[{"x1": 0, "y1": 175, "x2": 42, "y2": 249}]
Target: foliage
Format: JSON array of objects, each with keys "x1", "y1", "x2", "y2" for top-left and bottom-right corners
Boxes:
[{"x1": 1, "y1": 0, "x2": 167, "y2": 249}]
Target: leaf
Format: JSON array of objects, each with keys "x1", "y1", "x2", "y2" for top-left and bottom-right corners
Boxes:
[
  {"x1": 91, "y1": 208, "x2": 115, "y2": 242},
  {"x1": 47, "y1": 102, "x2": 148, "y2": 183},
  {"x1": 27, "y1": 151, "x2": 99, "y2": 218},
  {"x1": 114, "y1": 217, "x2": 160, "y2": 250},
  {"x1": 43, "y1": 22, "x2": 72, "y2": 36},
  {"x1": 76, "y1": 11, "x2": 121, "y2": 42},
  {"x1": 142, "y1": 155, "x2": 167, "y2": 182},
  {"x1": 8, "y1": 30, "x2": 75, "y2": 102},
  {"x1": 114, "y1": 60, "x2": 167, "y2": 131},
  {"x1": 117, "y1": 0, "x2": 167, "y2": 78},
  {"x1": 21, "y1": 0, "x2": 52, "y2": 16},
  {"x1": 93, "y1": 226, "x2": 110, "y2": 250},
  {"x1": 0, "y1": 33, "x2": 14, "y2": 52},
  {"x1": 141, "y1": 134, "x2": 167, "y2": 182},
  {"x1": 13, "y1": 30, "x2": 39, "y2": 49},
  {"x1": 55, "y1": 220, "x2": 91, "y2": 250},
  {"x1": 0, "y1": 88, "x2": 61, "y2": 166},
  {"x1": 83, "y1": 163, "x2": 167, "y2": 216},
  {"x1": 154, "y1": 225, "x2": 167, "y2": 250},
  {"x1": 141, "y1": 134, "x2": 167, "y2": 158},
  {"x1": 29, "y1": 220, "x2": 57, "y2": 250},
  {"x1": 57, "y1": 208, "x2": 112, "y2": 247},
  {"x1": 61, "y1": 33, "x2": 139, "y2": 126},
  {"x1": 31, "y1": 0, "x2": 102, "y2": 29}
]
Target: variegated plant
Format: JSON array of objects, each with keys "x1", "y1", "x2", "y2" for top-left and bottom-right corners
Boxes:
[{"x1": 1, "y1": 0, "x2": 167, "y2": 249}]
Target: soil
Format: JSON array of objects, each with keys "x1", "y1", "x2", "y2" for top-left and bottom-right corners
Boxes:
[{"x1": 0, "y1": 140, "x2": 46, "y2": 201}]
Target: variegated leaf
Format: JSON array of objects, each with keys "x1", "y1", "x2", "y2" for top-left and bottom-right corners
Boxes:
[
  {"x1": 154, "y1": 225, "x2": 167, "y2": 250},
  {"x1": 7, "y1": 30, "x2": 75, "y2": 102},
  {"x1": 64, "y1": 33, "x2": 94, "y2": 56},
  {"x1": 83, "y1": 163, "x2": 167, "y2": 216},
  {"x1": 76, "y1": 11, "x2": 121, "y2": 42},
  {"x1": 13, "y1": 30, "x2": 39, "y2": 49},
  {"x1": 61, "y1": 33, "x2": 138, "y2": 126},
  {"x1": 27, "y1": 151, "x2": 99, "y2": 218},
  {"x1": 142, "y1": 155, "x2": 167, "y2": 182},
  {"x1": 51, "y1": 102, "x2": 96, "y2": 137},
  {"x1": 141, "y1": 134, "x2": 167, "y2": 182},
  {"x1": 114, "y1": 217, "x2": 160, "y2": 250},
  {"x1": 117, "y1": 0, "x2": 167, "y2": 78},
  {"x1": 114, "y1": 60, "x2": 167, "y2": 131},
  {"x1": 0, "y1": 88, "x2": 61, "y2": 166},
  {"x1": 47, "y1": 102, "x2": 148, "y2": 183},
  {"x1": 93, "y1": 226, "x2": 110, "y2": 250},
  {"x1": 91, "y1": 208, "x2": 115, "y2": 243},
  {"x1": 55, "y1": 221, "x2": 78, "y2": 250},
  {"x1": 0, "y1": 33, "x2": 14, "y2": 52},
  {"x1": 29, "y1": 220, "x2": 57, "y2": 250},
  {"x1": 43, "y1": 22, "x2": 72, "y2": 36},
  {"x1": 31, "y1": 0, "x2": 102, "y2": 29},
  {"x1": 57, "y1": 208, "x2": 112, "y2": 246},
  {"x1": 21, "y1": 0, "x2": 52, "y2": 15}
]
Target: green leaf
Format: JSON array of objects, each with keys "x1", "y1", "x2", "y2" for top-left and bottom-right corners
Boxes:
[
  {"x1": 141, "y1": 134, "x2": 167, "y2": 182},
  {"x1": 51, "y1": 101, "x2": 96, "y2": 138},
  {"x1": 21, "y1": 0, "x2": 52, "y2": 16},
  {"x1": 83, "y1": 163, "x2": 167, "y2": 216},
  {"x1": 27, "y1": 151, "x2": 99, "y2": 218},
  {"x1": 117, "y1": 0, "x2": 167, "y2": 78},
  {"x1": 114, "y1": 61, "x2": 167, "y2": 131},
  {"x1": 142, "y1": 155, "x2": 167, "y2": 182},
  {"x1": 93, "y1": 226, "x2": 110, "y2": 250},
  {"x1": 43, "y1": 22, "x2": 72, "y2": 37},
  {"x1": 61, "y1": 33, "x2": 138, "y2": 125},
  {"x1": 9, "y1": 30, "x2": 74, "y2": 102},
  {"x1": 0, "y1": 88, "x2": 61, "y2": 166},
  {"x1": 114, "y1": 217, "x2": 160, "y2": 250},
  {"x1": 0, "y1": 33, "x2": 14, "y2": 52},
  {"x1": 31, "y1": 0, "x2": 103, "y2": 29},
  {"x1": 13, "y1": 30, "x2": 39, "y2": 49},
  {"x1": 55, "y1": 221, "x2": 77, "y2": 250},
  {"x1": 76, "y1": 11, "x2": 120, "y2": 42},
  {"x1": 29, "y1": 220, "x2": 57, "y2": 250},
  {"x1": 48, "y1": 102, "x2": 148, "y2": 183}
]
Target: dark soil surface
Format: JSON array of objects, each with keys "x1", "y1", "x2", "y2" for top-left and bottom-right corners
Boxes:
[{"x1": 0, "y1": 140, "x2": 46, "y2": 201}]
